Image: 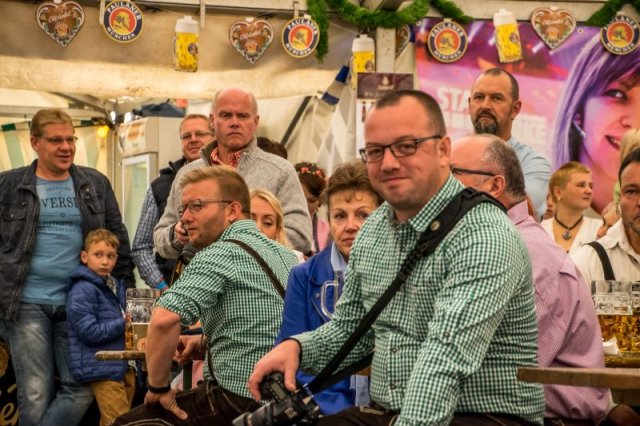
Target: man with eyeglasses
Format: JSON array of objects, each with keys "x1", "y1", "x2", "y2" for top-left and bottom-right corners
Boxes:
[
  {"x1": 469, "y1": 68, "x2": 551, "y2": 219},
  {"x1": 114, "y1": 166, "x2": 298, "y2": 425},
  {"x1": 248, "y1": 90, "x2": 544, "y2": 425},
  {"x1": 154, "y1": 87, "x2": 312, "y2": 260},
  {"x1": 449, "y1": 134, "x2": 640, "y2": 426},
  {"x1": 0, "y1": 108, "x2": 134, "y2": 426},
  {"x1": 132, "y1": 114, "x2": 214, "y2": 291}
]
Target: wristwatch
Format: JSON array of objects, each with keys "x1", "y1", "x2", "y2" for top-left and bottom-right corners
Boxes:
[{"x1": 146, "y1": 379, "x2": 171, "y2": 394}]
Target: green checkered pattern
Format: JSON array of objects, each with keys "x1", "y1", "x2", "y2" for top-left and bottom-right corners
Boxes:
[
  {"x1": 296, "y1": 177, "x2": 544, "y2": 425},
  {"x1": 157, "y1": 219, "x2": 298, "y2": 398}
]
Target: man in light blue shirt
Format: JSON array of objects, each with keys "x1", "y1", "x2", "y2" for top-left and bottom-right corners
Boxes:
[{"x1": 468, "y1": 68, "x2": 551, "y2": 218}]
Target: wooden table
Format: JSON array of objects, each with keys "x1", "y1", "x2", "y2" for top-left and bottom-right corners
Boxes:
[
  {"x1": 518, "y1": 367, "x2": 640, "y2": 404},
  {"x1": 606, "y1": 352, "x2": 640, "y2": 368}
]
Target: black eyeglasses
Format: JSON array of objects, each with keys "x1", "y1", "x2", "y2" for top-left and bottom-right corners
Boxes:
[
  {"x1": 180, "y1": 131, "x2": 213, "y2": 141},
  {"x1": 178, "y1": 199, "x2": 231, "y2": 216},
  {"x1": 450, "y1": 166, "x2": 496, "y2": 177},
  {"x1": 359, "y1": 135, "x2": 442, "y2": 163},
  {"x1": 40, "y1": 136, "x2": 78, "y2": 145}
]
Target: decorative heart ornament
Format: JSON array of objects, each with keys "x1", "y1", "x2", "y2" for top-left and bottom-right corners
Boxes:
[
  {"x1": 36, "y1": 0, "x2": 85, "y2": 48},
  {"x1": 531, "y1": 7, "x2": 576, "y2": 50},
  {"x1": 229, "y1": 18, "x2": 274, "y2": 64}
]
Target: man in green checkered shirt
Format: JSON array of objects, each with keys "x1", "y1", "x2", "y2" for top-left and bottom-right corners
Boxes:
[
  {"x1": 249, "y1": 90, "x2": 544, "y2": 425},
  {"x1": 114, "y1": 166, "x2": 298, "y2": 425}
]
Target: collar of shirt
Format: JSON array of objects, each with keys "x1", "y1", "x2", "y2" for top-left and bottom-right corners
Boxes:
[
  {"x1": 385, "y1": 175, "x2": 464, "y2": 234},
  {"x1": 507, "y1": 200, "x2": 529, "y2": 225},
  {"x1": 600, "y1": 219, "x2": 640, "y2": 259},
  {"x1": 210, "y1": 146, "x2": 243, "y2": 168}
]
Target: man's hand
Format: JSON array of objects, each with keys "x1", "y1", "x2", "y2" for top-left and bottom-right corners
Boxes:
[
  {"x1": 174, "y1": 334, "x2": 203, "y2": 365},
  {"x1": 247, "y1": 339, "x2": 301, "y2": 400},
  {"x1": 174, "y1": 221, "x2": 189, "y2": 245},
  {"x1": 144, "y1": 388, "x2": 188, "y2": 420}
]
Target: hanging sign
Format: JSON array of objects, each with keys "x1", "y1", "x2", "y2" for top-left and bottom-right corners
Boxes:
[
  {"x1": 531, "y1": 7, "x2": 576, "y2": 50},
  {"x1": 281, "y1": 16, "x2": 320, "y2": 58},
  {"x1": 229, "y1": 18, "x2": 274, "y2": 64},
  {"x1": 427, "y1": 19, "x2": 468, "y2": 63},
  {"x1": 601, "y1": 14, "x2": 640, "y2": 55},
  {"x1": 36, "y1": 1, "x2": 85, "y2": 48},
  {"x1": 102, "y1": 0, "x2": 144, "y2": 43}
]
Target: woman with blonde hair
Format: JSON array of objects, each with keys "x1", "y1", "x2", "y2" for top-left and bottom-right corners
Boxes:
[
  {"x1": 541, "y1": 161, "x2": 601, "y2": 257},
  {"x1": 250, "y1": 188, "x2": 290, "y2": 247}
]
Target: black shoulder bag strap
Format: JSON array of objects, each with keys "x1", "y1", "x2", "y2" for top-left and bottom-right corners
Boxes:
[
  {"x1": 226, "y1": 239, "x2": 286, "y2": 299},
  {"x1": 587, "y1": 241, "x2": 616, "y2": 281},
  {"x1": 306, "y1": 188, "x2": 505, "y2": 394}
]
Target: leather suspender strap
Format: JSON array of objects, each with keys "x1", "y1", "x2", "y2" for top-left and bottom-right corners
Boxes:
[
  {"x1": 587, "y1": 241, "x2": 616, "y2": 281},
  {"x1": 225, "y1": 239, "x2": 286, "y2": 299},
  {"x1": 306, "y1": 188, "x2": 505, "y2": 394}
]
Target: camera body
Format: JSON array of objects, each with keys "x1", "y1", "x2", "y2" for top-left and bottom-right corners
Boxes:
[{"x1": 233, "y1": 372, "x2": 319, "y2": 426}]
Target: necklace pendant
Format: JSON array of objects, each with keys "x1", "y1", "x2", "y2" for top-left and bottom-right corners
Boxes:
[{"x1": 562, "y1": 230, "x2": 572, "y2": 240}]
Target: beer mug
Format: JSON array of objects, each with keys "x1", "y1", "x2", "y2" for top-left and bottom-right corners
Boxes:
[
  {"x1": 320, "y1": 271, "x2": 344, "y2": 320},
  {"x1": 592, "y1": 280, "x2": 633, "y2": 351}
]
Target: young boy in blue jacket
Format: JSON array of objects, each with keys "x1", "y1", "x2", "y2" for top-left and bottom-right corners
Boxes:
[{"x1": 67, "y1": 229, "x2": 135, "y2": 426}]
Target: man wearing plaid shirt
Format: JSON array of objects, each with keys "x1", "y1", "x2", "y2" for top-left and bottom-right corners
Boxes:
[
  {"x1": 114, "y1": 166, "x2": 298, "y2": 425},
  {"x1": 249, "y1": 90, "x2": 544, "y2": 425}
]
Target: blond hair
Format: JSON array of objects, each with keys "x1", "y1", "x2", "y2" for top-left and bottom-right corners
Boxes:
[
  {"x1": 30, "y1": 109, "x2": 73, "y2": 137},
  {"x1": 180, "y1": 166, "x2": 250, "y2": 215},
  {"x1": 620, "y1": 129, "x2": 640, "y2": 162},
  {"x1": 84, "y1": 228, "x2": 119, "y2": 251},
  {"x1": 548, "y1": 161, "x2": 591, "y2": 202},
  {"x1": 250, "y1": 189, "x2": 290, "y2": 247}
]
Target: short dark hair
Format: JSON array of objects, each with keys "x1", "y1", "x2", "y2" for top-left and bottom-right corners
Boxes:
[
  {"x1": 180, "y1": 166, "x2": 250, "y2": 216},
  {"x1": 619, "y1": 148, "x2": 640, "y2": 182},
  {"x1": 257, "y1": 137, "x2": 288, "y2": 159},
  {"x1": 480, "y1": 134, "x2": 526, "y2": 201},
  {"x1": 374, "y1": 90, "x2": 446, "y2": 136},
  {"x1": 322, "y1": 161, "x2": 383, "y2": 212},
  {"x1": 481, "y1": 68, "x2": 519, "y2": 101}
]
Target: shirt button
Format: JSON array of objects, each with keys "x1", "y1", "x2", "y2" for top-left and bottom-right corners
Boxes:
[
  {"x1": 443, "y1": 332, "x2": 450, "y2": 338},
  {"x1": 315, "y1": 293, "x2": 320, "y2": 298},
  {"x1": 390, "y1": 383, "x2": 396, "y2": 390},
  {"x1": 391, "y1": 347, "x2": 398, "y2": 353}
]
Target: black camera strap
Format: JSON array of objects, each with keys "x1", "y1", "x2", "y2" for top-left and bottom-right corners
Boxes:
[{"x1": 306, "y1": 188, "x2": 505, "y2": 394}]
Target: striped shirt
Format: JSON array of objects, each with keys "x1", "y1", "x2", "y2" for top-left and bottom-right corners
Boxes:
[
  {"x1": 296, "y1": 177, "x2": 545, "y2": 425},
  {"x1": 157, "y1": 219, "x2": 298, "y2": 398}
]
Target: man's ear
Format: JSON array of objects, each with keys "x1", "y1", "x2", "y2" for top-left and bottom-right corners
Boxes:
[
  {"x1": 491, "y1": 175, "x2": 507, "y2": 199},
  {"x1": 80, "y1": 250, "x2": 88, "y2": 265},
  {"x1": 225, "y1": 201, "x2": 244, "y2": 223},
  {"x1": 511, "y1": 100, "x2": 522, "y2": 119}
]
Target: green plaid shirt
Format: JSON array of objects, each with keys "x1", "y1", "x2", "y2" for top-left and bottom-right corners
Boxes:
[
  {"x1": 157, "y1": 219, "x2": 298, "y2": 398},
  {"x1": 296, "y1": 177, "x2": 544, "y2": 425}
]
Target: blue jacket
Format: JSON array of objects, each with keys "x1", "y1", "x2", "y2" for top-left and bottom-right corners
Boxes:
[
  {"x1": 67, "y1": 265, "x2": 128, "y2": 383},
  {"x1": 276, "y1": 245, "x2": 355, "y2": 415},
  {"x1": 0, "y1": 161, "x2": 135, "y2": 320}
]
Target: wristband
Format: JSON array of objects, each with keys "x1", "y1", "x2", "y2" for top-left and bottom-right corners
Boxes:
[
  {"x1": 156, "y1": 281, "x2": 168, "y2": 290},
  {"x1": 146, "y1": 379, "x2": 171, "y2": 394}
]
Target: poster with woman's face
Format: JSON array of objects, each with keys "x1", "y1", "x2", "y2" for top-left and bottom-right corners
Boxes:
[{"x1": 416, "y1": 19, "x2": 640, "y2": 213}]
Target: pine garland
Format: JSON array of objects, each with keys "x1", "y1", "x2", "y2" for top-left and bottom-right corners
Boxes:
[
  {"x1": 586, "y1": 0, "x2": 640, "y2": 27},
  {"x1": 308, "y1": 0, "x2": 473, "y2": 61}
]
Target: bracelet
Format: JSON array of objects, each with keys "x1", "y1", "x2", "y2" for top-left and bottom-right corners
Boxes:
[{"x1": 146, "y1": 379, "x2": 171, "y2": 394}]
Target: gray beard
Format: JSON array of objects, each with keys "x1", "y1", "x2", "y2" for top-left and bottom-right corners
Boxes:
[{"x1": 473, "y1": 120, "x2": 498, "y2": 135}]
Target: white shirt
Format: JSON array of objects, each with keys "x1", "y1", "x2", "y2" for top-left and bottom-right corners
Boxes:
[
  {"x1": 541, "y1": 216, "x2": 602, "y2": 260},
  {"x1": 573, "y1": 219, "x2": 640, "y2": 287}
]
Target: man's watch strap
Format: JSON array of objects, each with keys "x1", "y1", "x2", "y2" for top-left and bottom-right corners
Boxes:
[{"x1": 146, "y1": 379, "x2": 171, "y2": 394}]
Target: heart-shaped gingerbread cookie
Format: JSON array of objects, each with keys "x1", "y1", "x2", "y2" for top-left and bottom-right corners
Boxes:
[
  {"x1": 229, "y1": 18, "x2": 274, "y2": 64},
  {"x1": 531, "y1": 7, "x2": 576, "y2": 50},
  {"x1": 36, "y1": 1, "x2": 85, "y2": 48}
]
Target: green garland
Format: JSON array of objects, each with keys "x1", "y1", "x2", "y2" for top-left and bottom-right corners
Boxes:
[
  {"x1": 308, "y1": 0, "x2": 473, "y2": 61},
  {"x1": 586, "y1": 0, "x2": 640, "y2": 26}
]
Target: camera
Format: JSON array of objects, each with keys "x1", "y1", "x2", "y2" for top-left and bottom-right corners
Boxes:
[{"x1": 233, "y1": 372, "x2": 319, "y2": 426}]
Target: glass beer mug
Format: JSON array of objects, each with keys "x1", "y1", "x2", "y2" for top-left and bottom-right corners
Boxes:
[
  {"x1": 320, "y1": 271, "x2": 344, "y2": 320},
  {"x1": 592, "y1": 280, "x2": 633, "y2": 352}
]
